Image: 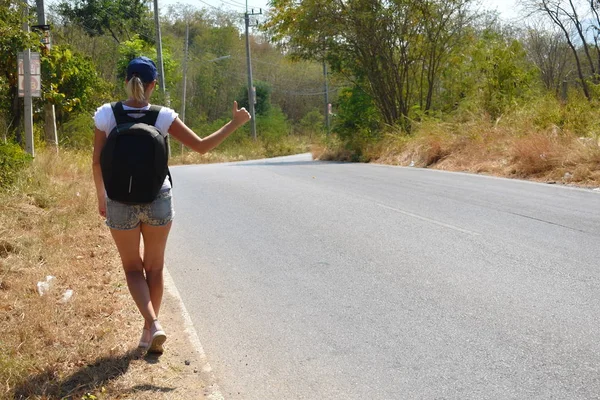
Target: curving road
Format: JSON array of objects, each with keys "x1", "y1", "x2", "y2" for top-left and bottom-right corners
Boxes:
[{"x1": 166, "y1": 153, "x2": 600, "y2": 399}]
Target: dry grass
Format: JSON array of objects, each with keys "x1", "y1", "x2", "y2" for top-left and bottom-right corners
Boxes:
[
  {"x1": 170, "y1": 149, "x2": 253, "y2": 166},
  {"x1": 0, "y1": 150, "x2": 208, "y2": 399},
  {"x1": 345, "y1": 116, "x2": 600, "y2": 187},
  {"x1": 0, "y1": 150, "x2": 130, "y2": 399}
]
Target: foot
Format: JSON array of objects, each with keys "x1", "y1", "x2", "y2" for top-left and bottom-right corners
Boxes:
[
  {"x1": 147, "y1": 320, "x2": 167, "y2": 354},
  {"x1": 138, "y1": 327, "x2": 151, "y2": 349}
]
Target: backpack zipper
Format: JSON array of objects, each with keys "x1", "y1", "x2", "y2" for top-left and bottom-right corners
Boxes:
[{"x1": 128, "y1": 176, "x2": 133, "y2": 193}]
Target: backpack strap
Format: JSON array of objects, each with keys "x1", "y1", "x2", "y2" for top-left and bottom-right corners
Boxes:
[
  {"x1": 146, "y1": 105, "x2": 162, "y2": 127},
  {"x1": 110, "y1": 102, "x2": 163, "y2": 127},
  {"x1": 111, "y1": 102, "x2": 130, "y2": 125}
]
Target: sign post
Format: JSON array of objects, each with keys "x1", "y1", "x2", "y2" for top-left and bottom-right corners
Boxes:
[
  {"x1": 18, "y1": 52, "x2": 42, "y2": 98},
  {"x1": 18, "y1": 50, "x2": 41, "y2": 157},
  {"x1": 34, "y1": 0, "x2": 58, "y2": 150}
]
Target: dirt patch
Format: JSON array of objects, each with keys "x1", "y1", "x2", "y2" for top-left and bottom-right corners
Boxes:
[
  {"x1": 86, "y1": 279, "x2": 212, "y2": 399},
  {"x1": 0, "y1": 240, "x2": 18, "y2": 258}
]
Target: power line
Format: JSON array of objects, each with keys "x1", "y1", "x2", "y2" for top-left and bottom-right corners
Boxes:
[
  {"x1": 272, "y1": 87, "x2": 342, "y2": 96},
  {"x1": 223, "y1": 0, "x2": 261, "y2": 9},
  {"x1": 217, "y1": 0, "x2": 247, "y2": 10},
  {"x1": 195, "y1": 0, "x2": 221, "y2": 11}
]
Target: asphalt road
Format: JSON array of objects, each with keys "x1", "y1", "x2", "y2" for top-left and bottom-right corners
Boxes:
[{"x1": 166, "y1": 153, "x2": 600, "y2": 399}]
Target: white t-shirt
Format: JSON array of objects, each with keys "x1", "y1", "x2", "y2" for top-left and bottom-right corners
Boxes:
[{"x1": 94, "y1": 103, "x2": 179, "y2": 192}]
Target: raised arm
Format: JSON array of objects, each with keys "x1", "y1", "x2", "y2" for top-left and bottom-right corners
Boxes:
[{"x1": 168, "y1": 101, "x2": 251, "y2": 154}]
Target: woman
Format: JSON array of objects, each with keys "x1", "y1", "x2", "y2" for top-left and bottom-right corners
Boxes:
[{"x1": 92, "y1": 56, "x2": 251, "y2": 354}]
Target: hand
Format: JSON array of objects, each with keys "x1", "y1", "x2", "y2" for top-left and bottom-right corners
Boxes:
[
  {"x1": 98, "y1": 197, "x2": 106, "y2": 218},
  {"x1": 232, "y1": 101, "x2": 251, "y2": 127}
]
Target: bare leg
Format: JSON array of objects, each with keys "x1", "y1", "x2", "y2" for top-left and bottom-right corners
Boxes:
[
  {"x1": 110, "y1": 226, "x2": 157, "y2": 327},
  {"x1": 140, "y1": 221, "x2": 172, "y2": 328}
]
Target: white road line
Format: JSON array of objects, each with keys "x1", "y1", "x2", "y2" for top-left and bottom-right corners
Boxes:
[
  {"x1": 375, "y1": 203, "x2": 480, "y2": 236},
  {"x1": 164, "y1": 267, "x2": 225, "y2": 400}
]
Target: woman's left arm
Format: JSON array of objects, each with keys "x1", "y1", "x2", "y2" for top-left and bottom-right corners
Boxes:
[{"x1": 92, "y1": 128, "x2": 107, "y2": 217}]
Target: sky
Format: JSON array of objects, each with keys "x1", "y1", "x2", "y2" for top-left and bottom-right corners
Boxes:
[{"x1": 158, "y1": 0, "x2": 522, "y2": 20}]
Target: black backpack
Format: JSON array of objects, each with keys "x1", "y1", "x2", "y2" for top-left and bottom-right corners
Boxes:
[{"x1": 100, "y1": 102, "x2": 171, "y2": 204}]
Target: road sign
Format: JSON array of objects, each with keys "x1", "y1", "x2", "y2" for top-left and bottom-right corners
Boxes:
[
  {"x1": 18, "y1": 52, "x2": 41, "y2": 97},
  {"x1": 18, "y1": 75, "x2": 41, "y2": 96}
]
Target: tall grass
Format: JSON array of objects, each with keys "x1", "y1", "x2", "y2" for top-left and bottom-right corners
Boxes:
[{"x1": 319, "y1": 94, "x2": 600, "y2": 186}]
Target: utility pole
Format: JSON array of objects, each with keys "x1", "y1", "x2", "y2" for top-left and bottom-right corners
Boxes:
[
  {"x1": 22, "y1": 7, "x2": 34, "y2": 157},
  {"x1": 35, "y1": 0, "x2": 58, "y2": 151},
  {"x1": 153, "y1": 0, "x2": 166, "y2": 97},
  {"x1": 153, "y1": 0, "x2": 170, "y2": 156},
  {"x1": 323, "y1": 60, "x2": 330, "y2": 136},
  {"x1": 180, "y1": 22, "x2": 189, "y2": 154},
  {"x1": 245, "y1": 3, "x2": 261, "y2": 141}
]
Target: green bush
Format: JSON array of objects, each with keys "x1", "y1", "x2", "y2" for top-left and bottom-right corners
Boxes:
[
  {"x1": 333, "y1": 86, "x2": 383, "y2": 160},
  {"x1": 0, "y1": 141, "x2": 32, "y2": 189},
  {"x1": 59, "y1": 113, "x2": 95, "y2": 149},
  {"x1": 298, "y1": 108, "x2": 324, "y2": 138},
  {"x1": 238, "y1": 81, "x2": 273, "y2": 116}
]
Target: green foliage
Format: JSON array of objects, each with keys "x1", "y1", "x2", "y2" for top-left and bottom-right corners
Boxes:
[
  {"x1": 298, "y1": 108, "x2": 324, "y2": 137},
  {"x1": 257, "y1": 107, "x2": 293, "y2": 156},
  {"x1": 117, "y1": 35, "x2": 179, "y2": 90},
  {"x1": 470, "y1": 30, "x2": 537, "y2": 119},
  {"x1": 41, "y1": 45, "x2": 112, "y2": 122},
  {"x1": 265, "y1": 0, "x2": 476, "y2": 128},
  {"x1": 560, "y1": 93, "x2": 600, "y2": 136},
  {"x1": 0, "y1": 2, "x2": 39, "y2": 130},
  {"x1": 58, "y1": 113, "x2": 95, "y2": 149},
  {"x1": 55, "y1": 0, "x2": 154, "y2": 44},
  {"x1": 0, "y1": 141, "x2": 32, "y2": 189},
  {"x1": 238, "y1": 81, "x2": 272, "y2": 116},
  {"x1": 333, "y1": 86, "x2": 383, "y2": 155},
  {"x1": 188, "y1": 107, "x2": 299, "y2": 158}
]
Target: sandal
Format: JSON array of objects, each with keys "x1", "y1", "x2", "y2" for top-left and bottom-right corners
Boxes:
[{"x1": 147, "y1": 320, "x2": 167, "y2": 354}]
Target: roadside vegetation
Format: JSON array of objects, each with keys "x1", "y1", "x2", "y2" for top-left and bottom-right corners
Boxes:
[
  {"x1": 0, "y1": 149, "x2": 138, "y2": 399},
  {"x1": 2, "y1": 0, "x2": 600, "y2": 397},
  {"x1": 266, "y1": 0, "x2": 600, "y2": 187}
]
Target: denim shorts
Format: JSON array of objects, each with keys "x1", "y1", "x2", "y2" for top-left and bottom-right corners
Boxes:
[{"x1": 106, "y1": 190, "x2": 174, "y2": 230}]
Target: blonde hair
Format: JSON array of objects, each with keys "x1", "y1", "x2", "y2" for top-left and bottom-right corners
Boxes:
[{"x1": 126, "y1": 75, "x2": 148, "y2": 103}]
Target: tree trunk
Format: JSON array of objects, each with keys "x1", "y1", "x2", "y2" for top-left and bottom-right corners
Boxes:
[
  {"x1": 542, "y1": 1, "x2": 591, "y2": 100},
  {"x1": 11, "y1": 88, "x2": 22, "y2": 145},
  {"x1": 567, "y1": 0, "x2": 596, "y2": 76}
]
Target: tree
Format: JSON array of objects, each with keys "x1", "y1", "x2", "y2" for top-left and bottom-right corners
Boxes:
[
  {"x1": 117, "y1": 35, "x2": 179, "y2": 91},
  {"x1": 265, "y1": 0, "x2": 475, "y2": 131},
  {"x1": 417, "y1": 1, "x2": 475, "y2": 112},
  {"x1": 470, "y1": 28, "x2": 537, "y2": 118},
  {"x1": 522, "y1": 24, "x2": 572, "y2": 94},
  {"x1": 55, "y1": 0, "x2": 154, "y2": 44},
  {"x1": 525, "y1": 0, "x2": 600, "y2": 99},
  {"x1": 0, "y1": 0, "x2": 39, "y2": 139},
  {"x1": 238, "y1": 80, "x2": 272, "y2": 116},
  {"x1": 41, "y1": 45, "x2": 112, "y2": 124}
]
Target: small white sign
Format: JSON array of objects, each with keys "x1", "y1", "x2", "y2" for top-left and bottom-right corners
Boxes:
[{"x1": 18, "y1": 75, "x2": 41, "y2": 97}]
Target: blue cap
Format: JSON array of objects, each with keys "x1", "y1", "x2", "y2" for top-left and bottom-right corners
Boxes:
[{"x1": 126, "y1": 56, "x2": 158, "y2": 83}]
